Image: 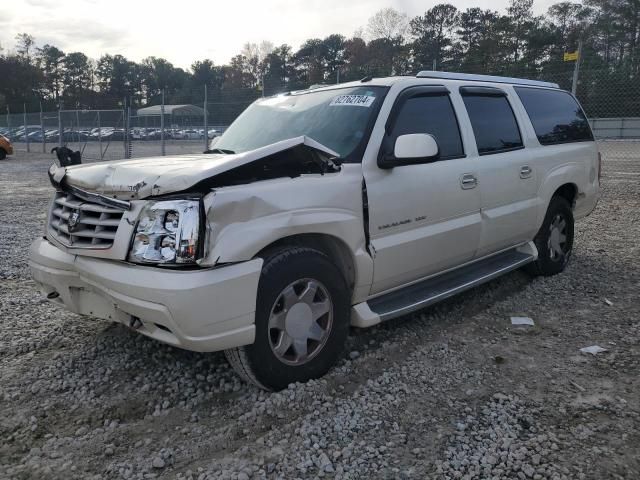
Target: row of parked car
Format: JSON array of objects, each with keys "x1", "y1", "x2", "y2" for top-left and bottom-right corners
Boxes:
[
  {"x1": 132, "y1": 128, "x2": 219, "y2": 140},
  {"x1": 0, "y1": 127, "x2": 219, "y2": 143},
  {"x1": 0, "y1": 127, "x2": 97, "y2": 143}
]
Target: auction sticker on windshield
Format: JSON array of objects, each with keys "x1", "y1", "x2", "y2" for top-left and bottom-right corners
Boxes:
[{"x1": 330, "y1": 95, "x2": 376, "y2": 107}]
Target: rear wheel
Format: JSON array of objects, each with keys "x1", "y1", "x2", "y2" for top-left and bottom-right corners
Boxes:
[
  {"x1": 225, "y1": 247, "x2": 350, "y2": 390},
  {"x1": 527, "y1": 196, "x2": 574, "y2": 276},
  {"x1": 0, "y1": 148, "x2": 6, "y2": 160}
]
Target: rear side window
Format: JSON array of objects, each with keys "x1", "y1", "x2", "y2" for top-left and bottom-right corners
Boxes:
[
  {"x1": 390, "y1": 94, "x2": 464, "y2": 159},
  {"x1": 514, "y1": 87, "x2": 593, "y2": 145},
  {"x1": 461, "y1": 92, "x2": 523, "y2": 155}
]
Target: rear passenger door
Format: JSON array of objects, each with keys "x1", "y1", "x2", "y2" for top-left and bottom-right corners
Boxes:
[{"x1": 459, "y1": 86, "x2": 538, "y2": 256}]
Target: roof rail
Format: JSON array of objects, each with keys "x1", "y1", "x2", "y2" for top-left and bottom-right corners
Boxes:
[{"x1": 416, "y1": 71, "x2": 559, "y2": 89}]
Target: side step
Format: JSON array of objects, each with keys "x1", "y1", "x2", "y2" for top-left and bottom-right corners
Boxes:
[{"x1": 367, "y1": 247, "x2": 535, "y2": 322}]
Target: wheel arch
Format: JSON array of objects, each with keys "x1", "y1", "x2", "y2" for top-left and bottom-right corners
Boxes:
[
  {"x1": 536, "y1": 161, "x2": 583, "y2": 227},
  {"x1": 535, "y1": 181, "x2": 579, "y2": 235},
  {"x1": 552, "y1": 182, "x2": 579, "y2": 208},
  {"x1": 255, "y1": 233, "x2": 357, "y2": 292}
]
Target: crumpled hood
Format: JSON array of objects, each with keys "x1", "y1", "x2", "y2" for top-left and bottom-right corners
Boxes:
[{"x1": 53, "y1": 136, "x2": 339, "y2": 200}]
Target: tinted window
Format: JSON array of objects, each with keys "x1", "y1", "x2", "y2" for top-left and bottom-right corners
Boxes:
[
  {"x1": 462, "y1": 94, "x2": 523, "y2": 155},
  {"x1": 515, "y1": 87, "x2": 593, "y2": 145},
  {"x1": 391, "y1": 94, "x2": 464, "y2": 159}
]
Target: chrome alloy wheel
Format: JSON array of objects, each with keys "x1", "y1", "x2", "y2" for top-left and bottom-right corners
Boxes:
[
  {"x1": 268, "y1": 278, "x2": 333, "y2": 366},
  {"x1": 548, "y1": 213, "x2": 569, "y2": 261}
]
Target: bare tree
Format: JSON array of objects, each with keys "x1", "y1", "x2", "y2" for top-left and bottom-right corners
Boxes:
[
  {"x1": 241, "y1": 41, "x2": 275, "y2": 87},
  {"x1": 15, "y1": 33, "x2": 35, "y2": 61},
  {"x1": 352, "y1": 27, "x2": 365, "y2": 40},
  {"x1": 366, "y1": 8, "x2": 409, "y2": 41},
  {"x1": 241, "y1": 41, "x2": 275, "y2": 65}
]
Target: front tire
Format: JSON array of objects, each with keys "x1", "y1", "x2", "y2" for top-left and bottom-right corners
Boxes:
[
  {"x1": 527, "y1": 196, "x2": 574, "y2": 276},
  {"x1": 225, "y1": 247, "x2": 350, "y2": 390},
  {"x1": 0, "y1": 148, "x2": 6, "y2": 160}
]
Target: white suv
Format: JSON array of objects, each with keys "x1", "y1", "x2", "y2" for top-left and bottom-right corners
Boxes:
[{"x1": 30, "y1": 72, "x2": 600, "y2": 390}]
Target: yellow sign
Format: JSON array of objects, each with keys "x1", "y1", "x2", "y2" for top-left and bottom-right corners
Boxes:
[{"x1": 564, "y1": 51, "x2": 579, "y2": 61}]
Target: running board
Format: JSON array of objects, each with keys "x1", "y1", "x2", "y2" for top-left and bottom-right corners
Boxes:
[{"x1": 367, "y1": 247, "x2": 535, "y2": 322}]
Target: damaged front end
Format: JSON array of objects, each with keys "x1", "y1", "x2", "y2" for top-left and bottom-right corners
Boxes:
[
  {"x1": 49, "y1": 136, "x2": 341, "y2": 201},
  {"x1": 47, "y1": 167, "x2": 132, "y2": 211},
  {"x1": 43, "y1": 136, "x2": 346, "y2": 267},
  {"x1": 195, "y1": 140, "x2": 341, "y2": 190}
]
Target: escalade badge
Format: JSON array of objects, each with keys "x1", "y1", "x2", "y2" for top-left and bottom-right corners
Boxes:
[{"x1": 68, "y1": 210, "x2": 81, "y2": 232}]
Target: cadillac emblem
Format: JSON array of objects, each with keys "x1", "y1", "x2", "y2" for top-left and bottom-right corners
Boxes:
[{"x1": 68, "y1": 210, "x2": 81, "y2": 232}]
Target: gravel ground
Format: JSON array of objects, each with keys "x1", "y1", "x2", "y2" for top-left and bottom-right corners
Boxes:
[{"x1": 1, "y1": 146, "x2": 639, "y2": 480}]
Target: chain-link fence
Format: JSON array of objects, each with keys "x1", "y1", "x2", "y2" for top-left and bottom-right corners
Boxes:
[
  {"x1": 0, "y1": 87, "x2": 253, "y2": 161},
  {"x1": 1, "y1": 66, "x2": 638, "y2": 167},
  {"x1": 1, "y1": 108, "x2": 128, "y2": 161}
]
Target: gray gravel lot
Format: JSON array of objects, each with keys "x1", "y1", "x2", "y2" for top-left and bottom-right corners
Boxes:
[{"x1": 1, "y1": 145, "x2": 639, "y2": 480}]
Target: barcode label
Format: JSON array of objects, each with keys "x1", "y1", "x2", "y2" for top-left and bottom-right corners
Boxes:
[{"x1": 329, "y1": 95, "x2": 376, "y2": 107}]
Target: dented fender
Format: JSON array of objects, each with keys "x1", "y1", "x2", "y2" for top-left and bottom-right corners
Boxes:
[{"x1": 200, "y1": 164, "x2": 374, "y2": 303}]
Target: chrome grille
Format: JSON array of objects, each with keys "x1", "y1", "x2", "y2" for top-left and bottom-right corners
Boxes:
[{"x1": 48, "y1": 191, "x2": 124, "y2": 248}]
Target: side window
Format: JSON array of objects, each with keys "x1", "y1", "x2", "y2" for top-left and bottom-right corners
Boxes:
[
  {"x1": 514, "y1": 87, "x2": 593, "y2": 145},
  {"x1": 390, "y1": 94, "x2": 464, "y2": 159},
  {"x1": 461, "y1": 91, "x2": 523, "y2": 155}
]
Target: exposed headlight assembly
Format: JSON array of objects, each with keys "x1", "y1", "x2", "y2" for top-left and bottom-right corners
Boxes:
[{"x1": 128, "y1": 198, "x2": 202, "y2": 266}]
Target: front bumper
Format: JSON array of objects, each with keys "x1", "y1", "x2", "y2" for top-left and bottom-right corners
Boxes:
[{"x1": 29, "y1": 237, "x2": 263, "y2": 352}]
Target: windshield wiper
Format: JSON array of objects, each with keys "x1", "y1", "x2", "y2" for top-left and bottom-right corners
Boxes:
[
  {"x1": 309, "y1": 152, "x2": 342, "y2": 174},
  {"x1": 203, "y1": 148, "x2": 235, "y2": 154}
]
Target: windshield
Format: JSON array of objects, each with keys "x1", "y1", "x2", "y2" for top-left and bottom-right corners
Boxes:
[{"x1": 214, "y1": 86, "x2": 387, "y2": 161}]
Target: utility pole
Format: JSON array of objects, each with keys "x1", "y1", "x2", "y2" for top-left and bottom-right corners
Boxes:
[
  {"x1": 40, "y1": 102, "x2": 45, "y2": 153},
  {"x1": 123, "y1": 97, "x2": 127, "y2": 159},
  {"x1": 97, "y1": 110, "x2": 103, "y2": 160},
  {"x1": 24, "y1": 104, "x2": 30, "y2": 153},
  {"x1": 160, "y1": 89, "x2": 165, "y2": 156},
  {"x1": 58, "y1": 103, "x2": 63, "y2": 148},
  {"x1": 203, "y1": 84, "x2": 209, "y2": 152},
  {"x1": 125, "y1": 98, "x2": 132, "y2": 159},
  {"x1": 571, "y1": 39, "x2": 583, "y2": 96}
]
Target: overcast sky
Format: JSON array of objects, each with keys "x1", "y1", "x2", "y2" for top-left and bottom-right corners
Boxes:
[{"x1": 1, "y1": 0, "x2": 559, "y2": 70}]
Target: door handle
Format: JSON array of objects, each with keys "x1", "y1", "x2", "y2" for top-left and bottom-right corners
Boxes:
[
  {"x1": 520, "y1": 165, "x2": 533, "y2": 179},
  {"x1": 460, "y1": 173, "x2": 478, "y2": 189}
]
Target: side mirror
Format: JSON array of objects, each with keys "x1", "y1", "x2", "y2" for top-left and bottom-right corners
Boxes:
[
  {"x1": 378, "y1": 133, "x2": 439, "y2": 169},
  {"x1": 394, "y1": 133, "x2": 439, "y2": 160}
]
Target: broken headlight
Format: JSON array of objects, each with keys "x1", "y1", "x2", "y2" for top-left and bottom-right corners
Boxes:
[{"x1": 128, "y1": 199, "x2": 202, "y2": 265}]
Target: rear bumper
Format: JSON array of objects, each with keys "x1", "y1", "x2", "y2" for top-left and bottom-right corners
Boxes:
[{"x1": 29, "y1": 237, "x2": 263, "y2": 352}]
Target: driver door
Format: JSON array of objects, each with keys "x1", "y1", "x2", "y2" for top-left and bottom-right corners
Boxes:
[{"x1": 363, "y1": 86, "x2": 482, "y2": 294}]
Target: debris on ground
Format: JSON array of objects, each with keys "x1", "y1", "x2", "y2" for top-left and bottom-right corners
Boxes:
[
  {"x1": 569, "y1": 380, "x2": 586, "y2": 392},
  {"x1": 510, "y1": 316, "x2": 535, "y2": 326},
  {"x1": 580, "y1": 345, "x2": 608, "y2": 355}
]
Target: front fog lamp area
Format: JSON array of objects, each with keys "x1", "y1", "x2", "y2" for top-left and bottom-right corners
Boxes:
[{"x1": 128, "y1": 199, "x2": 201, "y2": 265}]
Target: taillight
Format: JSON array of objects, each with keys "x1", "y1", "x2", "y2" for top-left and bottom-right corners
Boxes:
[{"x1": 597, "y1": 151, "x2": 602, "y2": 183}]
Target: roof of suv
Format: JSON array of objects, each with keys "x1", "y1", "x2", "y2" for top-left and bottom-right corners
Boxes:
[{"x1": 294, "y1": 71, "x2": 560, "y2": 94}]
